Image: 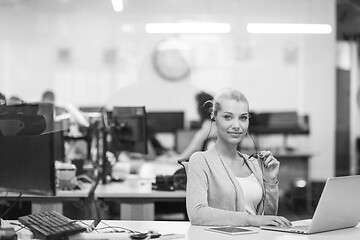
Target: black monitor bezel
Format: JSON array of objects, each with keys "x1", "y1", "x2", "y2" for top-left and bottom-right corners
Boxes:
[
  {"x1": 146, "y1": 111, "x2": 184, "y2": 133},
  {"x1": 109, "y1": 106, "x2": 148, "y2": 154},
  {"x1": 0, "y1": 133, "x2": 56, "y2": 196}
]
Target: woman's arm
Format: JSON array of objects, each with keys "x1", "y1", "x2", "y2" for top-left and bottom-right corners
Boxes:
[
  {"x1": 263, "y1": 181, "x2": 279, "y2": 215},
  {"x1": 257, "y1": 151, "x2": 280, "y2": 215}
]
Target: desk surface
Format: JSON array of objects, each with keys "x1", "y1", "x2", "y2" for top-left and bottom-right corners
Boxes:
[
  {"x1": 5, "y1": 220, "x2": 360, "y2": 240},
  {"x1": 0, "y1": 183, "x2": 94, "y2": 200},
  {"x1": 95, "y1": 181, "x2": 186, "y2": 200},
  {"x1": 95, "y1": 161, "x2": 185, "y2": 201}
]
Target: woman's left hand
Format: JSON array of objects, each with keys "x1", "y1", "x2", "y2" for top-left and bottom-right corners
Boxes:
[{"x1": 258, "y1": 150, "x2": 279, "y2": 183}]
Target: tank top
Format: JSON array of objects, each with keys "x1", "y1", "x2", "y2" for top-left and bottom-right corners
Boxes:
[{"x1": 236, "y1": 173, "x2": 263, "y2": 214}]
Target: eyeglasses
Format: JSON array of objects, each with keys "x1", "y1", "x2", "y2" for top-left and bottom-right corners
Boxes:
[
  {"x1": 248, "y1": 152, "x2": 260, "y2": 161},
  {"x1": 244, "y1": 133, "x2": 259, "y2": 162}
]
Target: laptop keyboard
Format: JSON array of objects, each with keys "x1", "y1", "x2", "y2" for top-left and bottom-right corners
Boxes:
[{"x1": 289, "y1": 225, "x2": 310, "y2": 230}]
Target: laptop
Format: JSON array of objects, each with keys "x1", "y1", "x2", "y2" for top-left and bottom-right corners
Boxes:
[{"x1": 260, "y1": 175, "x2": 360, "y2": 234}]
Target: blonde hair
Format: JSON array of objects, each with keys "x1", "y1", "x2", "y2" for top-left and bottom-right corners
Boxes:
[{"x1": 210, "y1": 88, "x2": 249, "y2": 118}]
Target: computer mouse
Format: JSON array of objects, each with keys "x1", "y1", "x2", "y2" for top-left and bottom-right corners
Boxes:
[
  {"x1": 129, "y1": 232, "x2": 149, "y2": 240},
  {"x1": 149, "y1": 231, "x2": 161, "y2": 238},
  {"x1": 129, "y1": 231, "x2": 161, "y2": 239}
]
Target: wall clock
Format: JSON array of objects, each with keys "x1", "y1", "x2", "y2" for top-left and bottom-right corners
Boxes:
[{"x1": 152, "y1": 37, "x2": 191, "y2": 81}]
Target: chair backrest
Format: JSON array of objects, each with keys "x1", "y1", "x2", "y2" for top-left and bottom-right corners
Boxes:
[
  {"x1": 177, "y1": 158, "x2": 189, "y2": 173},
  {"x1": 174, "y1": 158, "x2": 189, "y2": 190}
]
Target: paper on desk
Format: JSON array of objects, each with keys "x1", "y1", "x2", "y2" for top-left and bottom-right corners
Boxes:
[
  {"x1": 69, "y1": 232, "x2": 129, "y2": 240},
  {"x1": 158, "y1": 233, "x2": 185, "y2": 239},
  {"x1": 139, "y1": 162, "x2": 181, "y2": 180}
]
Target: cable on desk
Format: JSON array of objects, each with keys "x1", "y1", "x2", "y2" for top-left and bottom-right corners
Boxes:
[
  {"x1": 94, "y1": 226, "x2": 126, "y2": 233},
  {"x1": 99, "y1": 220, "x2": 140, "y2": 233},
  {"x1": 78, "y1": 220, "x2": 100, "y2": 233},
  {"x1": 10, "y1": 222, "x2": 30, "y2": 232}
]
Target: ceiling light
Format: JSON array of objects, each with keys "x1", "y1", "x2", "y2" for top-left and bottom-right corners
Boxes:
[
  {"x1": 111, "y1": 0, "x2": 124, "y2": 12},
  {"x1": 247, "y1": 23, "x2": 332, "y2": 34},
  {"x1": 145, "y1": 23, "x2": 231, "y2": 34}
]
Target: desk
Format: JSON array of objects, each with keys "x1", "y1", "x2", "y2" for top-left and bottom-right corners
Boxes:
[
  {"x1": 5, "y1": 220, "x2": 360, "y2": 240},
  {"x1": 274, "y1": 151, "x2": 312, "y2": 212},
  {"x1": 95, "y1": 181, "x2": 186, "y2": 221},
  {"x1": 275, "y1": 151, "x2": 311, "y2": 193},
  {"x1": 0, "y1": 183, "x2": 93, "y2": 215},
  {"x1": 274, "y1": 151, "x2": 311, "y2": 195}
]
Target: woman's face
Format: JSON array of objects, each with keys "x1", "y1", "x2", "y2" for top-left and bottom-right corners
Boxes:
[{"x1": 215, "y1": 99, "x2": 249, "y2": 146}]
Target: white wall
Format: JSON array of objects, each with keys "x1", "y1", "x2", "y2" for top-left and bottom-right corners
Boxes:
[{"x1": 0, "y1": 0, "x2": 336, "y2": 180}]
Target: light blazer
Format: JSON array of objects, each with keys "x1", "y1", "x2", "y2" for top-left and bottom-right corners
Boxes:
[{"x1": 186, "y1": 147, "x2": 279, "y2": 226}]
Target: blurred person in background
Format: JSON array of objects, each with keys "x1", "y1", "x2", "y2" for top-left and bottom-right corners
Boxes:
[
  {"x1": 7, "y1": 95, "x2": 24, "y2": 105},
  {"x1": 41, "y1": 90, "x2": 67, "y2": 116},
  {"x1": 169, "y1": 91, "x2": 217, "y2": 162}
]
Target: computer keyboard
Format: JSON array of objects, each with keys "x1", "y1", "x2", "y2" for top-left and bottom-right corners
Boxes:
[
  {"x1": 290, "y1": 225, "x2": 310, "y2": 230},
  {"x1": 18, "y1": 211, "x2": 87, "y2": 240}
]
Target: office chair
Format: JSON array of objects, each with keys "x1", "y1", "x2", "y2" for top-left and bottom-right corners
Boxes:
[
  {"x1": 155, "y1": 158, "x2": 189, "y2": 221},
  {"x1": 175, "y1": 158, "x2": 189, "y2": 190},
  {"x1": 177, "y1": 158, "x2": 189, "y2": 172}
]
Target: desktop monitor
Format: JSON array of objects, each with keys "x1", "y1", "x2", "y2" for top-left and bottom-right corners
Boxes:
[
  {"x1": 0, "y1": 102, "x2": 65, "y2": 162},
  {"x1": 52, "y1": 128, "x2": 65, "y2": 162},
  {"x1": 147, "y1": 111, "x2": 184, "y2": 133},
  {"x1": 36, "y1": 103, "x2": 55, "y2": 133},
  {"x1": 0, "y1": 133, "x2": 56, "y2": 196},
  {"x1": 248, "y1": 111, "x2": 309, "y2": 134},
  {"x1": 110, "y1": 106, "x2": 147, "y2": 154},
  {"x1": 79, "y1": 106, "x2": 104, "y2": 114},
  {"x1": 37, "y1": 103, "x2": 66, "y2": 162},
  {"x1": 0, "y1": 103, "x2": 47, "y2": 136},
  {"x1": 0, "y1": 102, "x2": 56, "y2": 134}
]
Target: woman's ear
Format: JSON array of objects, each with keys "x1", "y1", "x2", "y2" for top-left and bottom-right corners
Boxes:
[{"x1": 210, "y1": 113, "x2": 215, "y2": 121}]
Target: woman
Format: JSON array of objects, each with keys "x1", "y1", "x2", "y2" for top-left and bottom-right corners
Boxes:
[{"x1": 186, "y1": 88, "x2": 291, "y2": 227}]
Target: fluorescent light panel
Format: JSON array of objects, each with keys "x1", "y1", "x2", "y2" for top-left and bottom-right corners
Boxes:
[
  {"x1": 145, "y1": 23, "x2": 231, "y2": 34},
  {"x1": 247, "y1": 23, "x2": 332, "y2": 34},
  {"x1": 111, "y1": 0, "x2": 124, "y2": 12}
]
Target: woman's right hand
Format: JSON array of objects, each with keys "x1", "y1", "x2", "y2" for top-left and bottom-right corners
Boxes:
[{"x1": 249, "y1": 215, "x2": 292, "y2": 227}]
